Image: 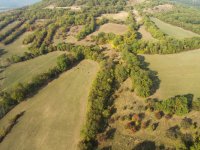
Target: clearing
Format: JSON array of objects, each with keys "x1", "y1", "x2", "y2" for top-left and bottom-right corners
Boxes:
[
  {"x1": 143, "y1": 49, "x2": 200, "y2": 99},
  {"x1": 145, "y1": 4, "x2": 174, "y2": 14},
  {"x1": 0, "y1": 60, "x2": 99, "y2": 150},
  {"x1": 138, "y1": 25, "x2": 155, "y2": 41},
  {"x1": 93, "y1": 23, "x2": 128, "y2": 35},
  {"x1": 98, "y1": 11, "x2": 128, "y2": 21},
  {"x1": 0, "y1": 51, "x2": 65, "y2": 91},
  {"x1": 151, "y1": 17, "x2": 200, "y2": 39}
]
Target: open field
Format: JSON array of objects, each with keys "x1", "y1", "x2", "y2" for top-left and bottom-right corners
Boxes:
[
  {"x1": 151, "y1": 17, "x2": 200, "y2": 39},
  {"x1": 98, "y1": 11, "x2": 128, "y2": 21},
  {"x1": 143, "y1": 49, "x2": 200, "y2": 99},
  {"x1": 0, "y1": 51, "x2": 65, "y2": 91},
  {"x1": 93, "y1": 23, "x2": 128, "y2": 35},
  {"x1": 0, "y1": 60, "x2": 99, "y2": 150}
]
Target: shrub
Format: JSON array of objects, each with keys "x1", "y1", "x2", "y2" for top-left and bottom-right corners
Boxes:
[
  {"x1": 180, "y1": 118, "x2": 193, "y2": 129},
  {"x1": 156, "y1": 95, "x2": 190, "y2": 116},
  {"x1": 192, "y1": 98, "x2": 200, "y2": 111},
  {"x1": 166, "y1": 126, "x2": 181, "y2": 140}
]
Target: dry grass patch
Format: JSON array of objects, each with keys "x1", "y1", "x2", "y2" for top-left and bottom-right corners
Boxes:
[
  {"x1": 138, "y1": 25, "x2": 155, "y2": 41},
  {"x1": 99, "y1": 11, "x2": 128, "y2": 21},
  {"x1": 0, "y1": 60, "x2": 99, "y2": 150},
  {"x1": 145, "y1": 4, "x2": 174, "y2": 14},
  {"x1": 93, "y1": 23, "x2": 128, "y2": 35}
]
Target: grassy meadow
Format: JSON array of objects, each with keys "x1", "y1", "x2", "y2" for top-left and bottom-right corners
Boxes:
[
  {"x1": 0, "y1": 51, "x2": 65, "y2": 91},
  {"x1": 151, "y1": 17, "x2": 200, "y2": 39},
  {"x1": 143, "y1": 49, "x2": 200, "y2": 99},
  {"x1": 0, "y1": 60, "x2": 99, "y2": 150}
]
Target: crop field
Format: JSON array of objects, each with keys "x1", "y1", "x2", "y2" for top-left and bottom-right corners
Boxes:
[
  {"x1": 143, "y1": 49, "x2": 200, "y2": 99},
  {"x1": 0, "y1": 60, "x2": 99, "y2": 150},
  {"x1": 151, "y1": 17, "x2": 200, "y2": 39},
  {"x1": 99, "y1": 11, "x2": 128, "y2": 21},
  {"x1": 0, "y1": 51, "x2": 65, "y2": 91}
]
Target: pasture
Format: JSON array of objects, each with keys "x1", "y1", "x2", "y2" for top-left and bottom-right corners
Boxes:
[
  {"x1": 143, "y1": 49, "x2": 200, "y2": 99},
  {"x1": 0, "y1": 60, "x2": 99, "y2": 150},
  {"x1": 151, "y1": 17, "x2": 200, "y2": 39},
  {"x1": 0, "y1": 51, "x2": 65, "y2": 91}
]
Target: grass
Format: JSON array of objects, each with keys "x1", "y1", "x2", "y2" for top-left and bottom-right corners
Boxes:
[
  {"x1": 0, "y1": 51, "x2": 65, "y2": 91},
  {"x1": 98, "y1": 11, "x2": 128, "y2": 21},
  {"x1": 93, "y1": 23, "x2": 128, "y2": 35},
  {"x1": 0, "y1": 60, "x2": 99, "y2": 150},
  {"x1": 151, "y1": 17, "x2": 200, "y2": 39},
  {"x1": 138, "y1": 25, "x2": 155, "y2": 41},
  {"x1": 143, "y1": 49, "x2": 200, "y2": 99}
]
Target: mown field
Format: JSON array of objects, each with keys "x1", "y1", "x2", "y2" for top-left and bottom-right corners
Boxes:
[
  {"x1": 98, "y1": 11, "x2": 128, "y2": 21},
  {"x1": 143, "y1": 49, "x2": 200, "y2": 99},
  {"x1": 0, "y1": 60, "x2": 99, "y2": 150},
  {"x1": 0, "y1": 51, "x2": 65, "y2": 91},
  {"x1": 151, "y1": 17, "x2": 200, "y2": 39}
]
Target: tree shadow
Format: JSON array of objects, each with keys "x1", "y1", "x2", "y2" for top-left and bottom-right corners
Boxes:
[
  {"x1": 138, "y1": 55, "x2": 161, "y2": 96},
  {"x1": 132, "y1": 140, "x2": 156, "y2": 150}
]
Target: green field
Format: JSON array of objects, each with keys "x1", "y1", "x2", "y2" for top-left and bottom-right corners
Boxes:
[
  {"x1": 0, "y1": 51, "x2": 65, "y2": 91},
  {"x1": 151, "y1": 17, "x2": 200, "y2": 39},
  {"x1": 143, "y1": 49, "x2": 200, "y2": 99},
  {"x1": 0, "y1": 60, "x2": 99, "y2": 150}
]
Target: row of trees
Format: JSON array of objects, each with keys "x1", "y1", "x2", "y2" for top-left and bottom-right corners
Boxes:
[
  {"x1": 79, "y1": 62, "x2": 115, "y2": 149},
  {"x1": 122, "y1": 50, "x2": 154, "y2": 97},
  {"x1": 0, "y1": 17, "x2": 15, "y2": 31},
  {"x1": 0, "y1": 21, "x2": 25, "y2": 42}
]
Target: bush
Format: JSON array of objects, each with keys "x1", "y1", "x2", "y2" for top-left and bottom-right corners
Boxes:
[
  {"x1": 166, "y1": 126, "x2": 181, "y2": 140},
  {"x1": 156, "y1": 95, "x2": 190, "y2": 116},
  {"x1": 192, "y1": 98, "x2": 200, "y2": 111},
  {"x1": 180, "y1": 117, "x2": 193, "y2": 129}
]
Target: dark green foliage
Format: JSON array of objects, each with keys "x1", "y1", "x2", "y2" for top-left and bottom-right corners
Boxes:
[
  {"x1": 156, "y1": 95, "x2": 190, "y2": 115},
  {"x1": 57, "y1": 54, "x2": 72, "y2": 71}
]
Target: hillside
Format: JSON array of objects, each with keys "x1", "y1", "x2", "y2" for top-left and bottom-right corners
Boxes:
[{"x1": 0, "y1": 0, "x2": 200, "y2": 149}]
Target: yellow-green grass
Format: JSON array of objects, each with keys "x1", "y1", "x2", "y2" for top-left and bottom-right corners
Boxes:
[
  {"x1": 0, "y1": 51, "x2": 65, "y2": 91},
  {"x1": 151, "y1": 17, "x2": 200, "y2": 39},
  {"x1": 0, "y1": 21, "x2": 20, "y2": 35},
  {"x1": 143, "y1": 49, "x2": 200, "y2": 99},
  {"x1": 0, "y1": 60, "x2": 99, "y2": 150}
]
